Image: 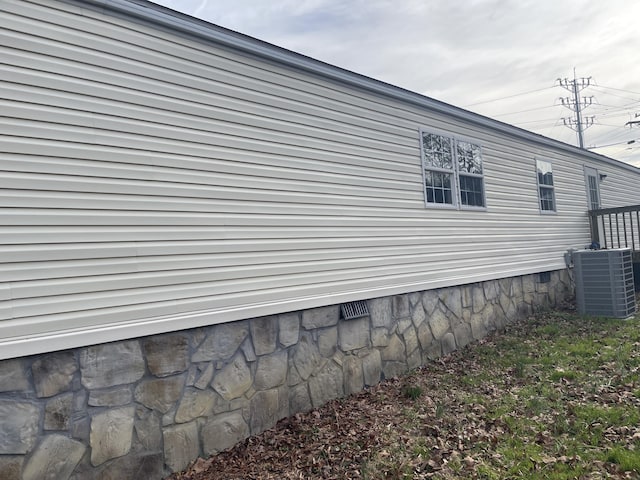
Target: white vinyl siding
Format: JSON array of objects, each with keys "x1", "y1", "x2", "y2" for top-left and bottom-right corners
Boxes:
[{"x1": 1, "y1": 0, "x2": 640, "y2": 358}]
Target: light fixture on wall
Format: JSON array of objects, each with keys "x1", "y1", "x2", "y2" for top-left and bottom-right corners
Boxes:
[{"x1": 599, "y1": 173, "x2": 607, "y2": 181}]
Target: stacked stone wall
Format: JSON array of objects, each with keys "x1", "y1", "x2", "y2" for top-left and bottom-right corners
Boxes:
[{"x1": 0, "y1": 271, "x2": 571, "y2": 479}]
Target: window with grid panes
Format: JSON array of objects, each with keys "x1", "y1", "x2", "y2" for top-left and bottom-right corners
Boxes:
[
  {"x1": 536, "y1": 159, "x2": 556, "y2": 212},
  {"x1": 421, "y1": 131, "x2": 485, "y2": 209}
]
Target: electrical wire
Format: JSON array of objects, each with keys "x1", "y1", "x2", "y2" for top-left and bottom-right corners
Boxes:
[
  {"x1": 588, "y1": 139, "x2": 638, "y2": 149},
  {"x1": 512, "y1": 117, "x2": 561, "y2": 126},
  {"x1": 490, "y1": 105, "x2": 559, "y2": 118},
  {"x1": 592, "y1": 110, "x2": 639, "y2": 119},
  {"x1": 599, "y1": 124, "x2": 639, "y2": 145},
  {"x1": 597, "y1": 122, "x2": 632, "y2": 128},
  {"x1": 462, "y1": 86, "x2": 555, "y2": 107},
  {"x1": 591, "y1": 102, "x2": 638, "y2": 110},
  {"x1": 590, "y1": 86, "x2": 640, "y2": 103},
  {"x1": 590, "y1": 126, "x2": 631, "y2": 141},
  {"x1": 593, "y1": 84, "x2": 640, "y2": 96}
]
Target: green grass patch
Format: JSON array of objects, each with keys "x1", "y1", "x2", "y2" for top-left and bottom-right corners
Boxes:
[
  {"x1": 401, "y1": 384, "x2": 423, "y2": 400},
  {"x1": 606, "y1": 447, "x2": 640, "y2": 472},
  {"x1": 549, "y1": 369, "x2": 578, "y2": 381}
]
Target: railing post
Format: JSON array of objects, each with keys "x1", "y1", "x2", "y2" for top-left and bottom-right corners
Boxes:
[{"x1": 588, "y1": 210, "x2": 601, "y2": 246}]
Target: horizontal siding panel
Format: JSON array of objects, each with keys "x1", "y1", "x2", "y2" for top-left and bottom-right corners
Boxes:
[
  {"x1": 0, "y1": 153, "x2": 417, "y2": 197},
  {"x1": 0, "y1": 138, "x2": 417, "y2": 182},
  {"x1": 0, "y1": 194, "x2": 593, "y2": 225},
  {"x1": 0, "y1": 97, "x2": 415, "y2": 162},
  {"x1": 0, "y1": 65, "x2": 417, "y2": 164},
  {"x1": 1, "y1": 256, "x2": 556, "y2": 344},
  {"x1": 6, "y1": 251, "x2": 553, "y2": 300},
  {"x1": 0, "y1": 43, "x2": 417, "y2": 152},
  {"x1": 0, "y1": 171, "x2": 422, "y2": 207},
  {"x1": 0, "y1": 190, "x2": 430, "y2": 216},
  {"x1": 1, "y1": 8, "x2": 428, "y2": 134},
  {"x1": 0, "y1": 117, "x2": 411, "y2": 170},
  {"x1": 0, "y1": 227, "x2": 587, "y2": 262},
  {"x1": 2, "y1": 239, "x2": 583, "y2": 282},
  {"x1": 1, "y1": 73, "x2": 412, "y2": 153},
  {"x1": 0, "y1": 227, "x2": 585, "y2": 245},
  {"x1": 0, "y1": 209, "x2": 593, "y2": 228},
  {"x1": 7, "y1": 254, "x2": 562, "y2": 320}
]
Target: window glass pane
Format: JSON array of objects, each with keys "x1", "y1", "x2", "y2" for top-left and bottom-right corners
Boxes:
[
  {"x1": 588, "y1": 176, "x2": 599, "y2": 209},
  {"x1": 444, "y1": 188, "x2": 452, "y2": 204},
  {"x1": 459, "y1": 175, "x2": 485, "y2": 207},
  {"x1": 539, "y1": 186, "x2": 555, "y2": 211},
  {"x1": 536, "y1": 160, "x2": 554, "y2": 186},
  {"x1": 425, "y1": 170, "x2": 433, "y2": 185},
  {"x1": 433, "y1": 173, "x2": 443, "y2": 188},
  {"x1": 422, "y1": 133, "x2": 453, "y2": 169},
  {"x1": 440, "y1": 173, "x2": 451, "y2": 189},
  {"x1": 426, "y1": 189, "x2": 434, "y2": 203},
  {"x1": 456, "y1": 141, "x2": 483, "y2": 174},
  {"x1": 425, "y1": 170, "x2": 453, "y2": 205}
]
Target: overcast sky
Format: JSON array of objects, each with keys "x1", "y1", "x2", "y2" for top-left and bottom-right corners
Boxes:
[{"x1": 149, "y1": 0, "x2": 640, "y2": 167}]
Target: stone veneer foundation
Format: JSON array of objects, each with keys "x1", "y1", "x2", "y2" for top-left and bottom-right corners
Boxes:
[{"x1": 0, "y1": 271, "x2": 571, "y2": 480}]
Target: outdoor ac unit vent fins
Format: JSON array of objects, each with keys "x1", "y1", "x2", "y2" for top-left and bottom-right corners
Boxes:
[
  {"x1": 340, "y1": 301, "x2": 369, "y2": 320},
  {"x1": 574, "y1": 248, "x2": 636, "y2": 319}
]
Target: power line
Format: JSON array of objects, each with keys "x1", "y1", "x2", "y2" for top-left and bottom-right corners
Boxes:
[
  {"x1": 542, "y1": 118, "x2": 564, "y2": 139},
  {"x1": 513, "y1": 117, "x2": 560, "y2": 126},
  {"x1": 588, "y1": 139, "x2": 638, "y2": 150},
  {"x1": 463, "y1": 86, "x2": 554, "y2": 107},
  {"x1": 591, "y1": 108, "x2": 637, "y2": 118},
  {"x1": 595, "y1": 112, "x2": 639, "y2": 120},
  {"x1": 490, "y1": 105, "x2": 558, "y2": 118},
  {"x1": 582, "y1": 115, "x2": 640, "y2": 151},
  {"x1": 598, "y1": 122, "x2": 633, "y2": 128},
  {"x1": 589, "y1": 86, "x2": 640, "y2": 103},
  {"x1": 592, "y1": 84, "x2": 640, "y2": 97},
  {"x1": 588, "y1": 124, "x2": 634, "y2": 144},
  {"x1": 591, "y1": 101, "x2": 639, "y2": 110}
]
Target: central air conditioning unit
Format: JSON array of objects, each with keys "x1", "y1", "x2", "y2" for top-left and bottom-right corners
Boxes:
[{"x1": 573, "y1": 248, "x2": 636, "y2": 318}]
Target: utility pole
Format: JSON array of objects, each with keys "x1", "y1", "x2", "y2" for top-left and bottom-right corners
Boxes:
[{"x1": 557, "y1": 70, "x2": 594, "y2": 149}]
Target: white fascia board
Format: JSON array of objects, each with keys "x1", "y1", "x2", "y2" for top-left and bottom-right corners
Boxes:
[{"x1": 63, "y1": 0, "x2": 639, "y2": 174}]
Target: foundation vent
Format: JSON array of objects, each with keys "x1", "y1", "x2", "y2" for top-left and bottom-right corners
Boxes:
[{"x1": 340, "y1": 301, "x2": 369, "y2": 320}]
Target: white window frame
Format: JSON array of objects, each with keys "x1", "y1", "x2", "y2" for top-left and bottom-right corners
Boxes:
[
  {"x1": 535, "y1": 158, "x2": 557, "y2": 214},
  {"x1": 419, "y1": 128, "x2": 487, "y2": 211}
]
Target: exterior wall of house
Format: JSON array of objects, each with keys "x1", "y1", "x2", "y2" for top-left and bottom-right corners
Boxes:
[
  {"x1": 0, "y1": 270, "x2": 571, "y2": 480},
  {"x1": 2, "y1": 0, "x2": 639, "y2": 358}
]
